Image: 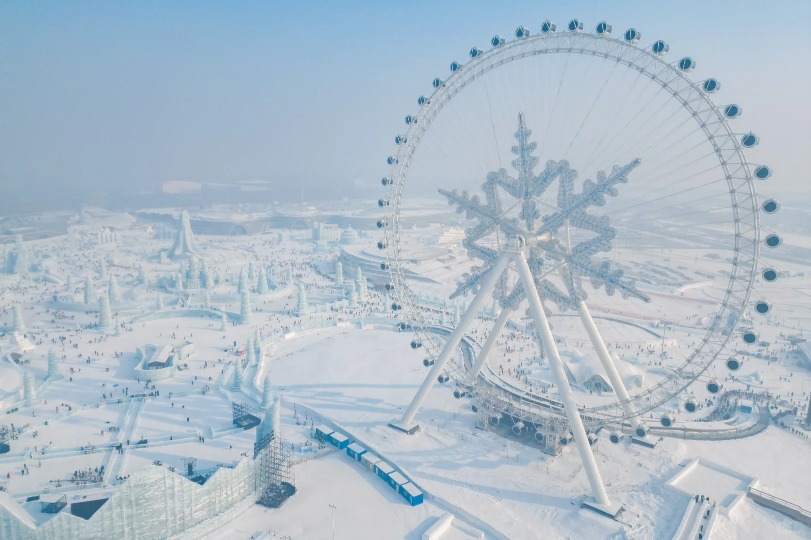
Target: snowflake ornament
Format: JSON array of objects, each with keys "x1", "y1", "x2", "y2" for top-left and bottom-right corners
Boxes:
[{"x1": 439, "y1": 113, "x2": 650, "y2": 312}]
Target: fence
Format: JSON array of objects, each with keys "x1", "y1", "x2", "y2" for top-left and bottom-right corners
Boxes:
[{"x1": 747, "y1": 488, "x2": 811, "y2": 527}]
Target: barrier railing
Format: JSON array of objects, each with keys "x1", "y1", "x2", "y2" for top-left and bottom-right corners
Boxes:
[{"x1": 749, "y1": 488, "x2": 811, "y2": 518}]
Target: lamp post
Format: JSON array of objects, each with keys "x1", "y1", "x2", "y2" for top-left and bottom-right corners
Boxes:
[{"x1": 329, "y1": 504, "x2": 336, "y2": 540}]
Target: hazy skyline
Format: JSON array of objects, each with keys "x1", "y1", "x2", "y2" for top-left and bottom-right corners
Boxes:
[{"x1": 1, "y1": 0, "x2": 809, "y2": 213}]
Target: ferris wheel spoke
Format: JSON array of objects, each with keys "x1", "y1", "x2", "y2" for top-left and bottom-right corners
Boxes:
[
  {"x1": 585, "y1": 77, "x2": 673, "y2": 170},
  {"x1": 582, "y1": 89, "x2": 661, "y2": 173},
  {"x1": 539, "y1": 49, "x2": 571, "y2": 159},
  {"x1": 562, "y1": 57, "x2": 623, "y2": 161}
]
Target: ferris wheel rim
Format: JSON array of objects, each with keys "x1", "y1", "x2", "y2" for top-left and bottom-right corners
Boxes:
[{"x1": 381, "y1": 27, "x2": 761, "y2": 424}]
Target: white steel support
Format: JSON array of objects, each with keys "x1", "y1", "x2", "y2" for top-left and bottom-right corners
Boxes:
[
  {"x1": 513, "y1": 247, "x2": 610, "y2": 506},
  {"x1": 577, "y1": 300, "x2": 641, "y2": 428},
  {"x1": 468, "y1": 306, "x2": 512, "y2": 381},
  {"x1": 397, "y1": 253, "x2": 511, "y2": 429}
]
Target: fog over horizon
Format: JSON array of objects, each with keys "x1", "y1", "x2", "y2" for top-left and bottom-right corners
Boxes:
[{"x1": 1, "y1": 0, "x2": 809, "y2": 216}]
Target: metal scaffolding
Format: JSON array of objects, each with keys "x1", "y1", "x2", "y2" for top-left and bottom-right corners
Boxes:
[
  {"x1": 254, "y1": 432, "x2": 296, "y2": 508},
  {"x1": 232, "y1": 401, "x2": 262, "y2": 430},
  {"x1": 474, "y1": 392, "x2": 563, "y2": 456}
]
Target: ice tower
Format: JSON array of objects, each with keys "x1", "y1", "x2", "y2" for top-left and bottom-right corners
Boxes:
[
  {"x1": 257, "y1": 267, "x2": 268, "y2": 294},
  {"x1": 356, "y1": 266, "x2": 367, "y2": 302},
  {"x1": 99, "y1": 294, "x2": 112, "y2": 329},
  {"x1": 84, "y1": 275, "x2": 96, "y2": 305},
  {"x1": 261, "y1": 376, "x2": 273, "y2": 409},
  {"x1": 335, "y1": 260, "x2": 343, "y2": 282},
  {"x1": 241, "y1": 290, "x2": 253, "y2": 324},
  {"x1": 232, "y1": 360, "x2": 243, "y2": 391},
  {"x1": 168, "y1": 210, "x2": 199, "y2": 259},
  {"x1": 108, "y1": 276, "x2": 120, "y2": 303},
  {"x1": 295, "y1": 283, "x2": 308, "y2": 316}
]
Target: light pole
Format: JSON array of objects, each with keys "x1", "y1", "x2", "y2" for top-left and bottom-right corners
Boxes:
[{"x1": 329, "y1": 504, "x2": 336, "y2": 540}]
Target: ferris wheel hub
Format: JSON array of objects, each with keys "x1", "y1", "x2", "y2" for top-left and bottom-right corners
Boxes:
[{"x1": 507, "y1": 235, "x2": 525, "y2": 251}]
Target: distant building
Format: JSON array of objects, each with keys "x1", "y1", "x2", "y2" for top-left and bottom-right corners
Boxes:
[
  {"x1": 146, "y1": 344, "x2": 175, "y2": 370},
  {"x1": 312, "y1": 222, "x2": 341, "y2": 243},
  {"x1": 98, "y1": 227, "x2": 118, "y2": 246},
  {"x1": 339, "y1": 245, "x2": 441, "y2": 286},
  {"x1": 134, "y1": 343, "x2": 189, "y2": 381},
  {"x1": 434, "y1": 226, "x2": 465, "y2": 246},
  {"x1": 563, "y1": 350, "x2": 614, "y2": 394},
  {"x1": 339, "y1": 226, "x2": 359, "y2": 245}
]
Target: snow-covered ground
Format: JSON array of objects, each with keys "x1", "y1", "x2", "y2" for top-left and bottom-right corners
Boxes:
[
  {"x1": 711, "y1": 498, "x2": 810, "y2": 540},
  {"x1": 0, "y1": 206, "x2": 809, "y2": 539},
  {"x1": 202, "y1": 453, "x2": 447, "y2": 540}
]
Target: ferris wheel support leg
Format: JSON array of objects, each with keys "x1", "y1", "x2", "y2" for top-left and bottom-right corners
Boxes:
[
  {"x1": 468, "y1": 306, "x2": 512, "y2": 382},
  {"x1": 577, "y1": 301, "x2": 641, "y2": 429},
  {"x1": 513, "y1": 250, "x2": 611, "y2": 507},
  {"x1": 395, "y1": 253, "x2": 512, "y2": 431}
]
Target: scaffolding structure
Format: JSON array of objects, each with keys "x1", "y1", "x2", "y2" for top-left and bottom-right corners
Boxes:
[
  {"x1": 474, "y1": 393, "x2": 563, "y2": 456},
  {"x1": 254, "y1": 433, "x2": 296, "y2": 508},
  {"x1": 232, "y1": 401, "x2": 262, "y2": 430},
  {"x1": 0, "y1": 425, "x2": 10, "y2": 454}
]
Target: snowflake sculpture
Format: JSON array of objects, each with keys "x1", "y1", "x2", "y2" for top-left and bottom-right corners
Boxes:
[{"x1": 439, "y1": 113, "x2": 650, "y2": 312}]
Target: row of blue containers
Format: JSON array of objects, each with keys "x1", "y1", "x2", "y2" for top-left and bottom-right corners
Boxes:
[
  {"x1": 314, "y1": 425, "x2": 424, "y2": 506},
  {"x1": 316, "y1": 424, "x2": 351, "y2": 449}
]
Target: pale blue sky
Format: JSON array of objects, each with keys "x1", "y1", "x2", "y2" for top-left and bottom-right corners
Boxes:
[{"x1": 1, "y1": 0, "x2": 809, "y2": 211}]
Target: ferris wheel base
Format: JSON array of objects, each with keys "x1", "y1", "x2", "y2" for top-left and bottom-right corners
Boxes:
[
  {"x1": 581, "y1": 497, "x2": 624, "y2": 519},
  {"x1": 388, "y1": 421, "x2": 420, "y2": 435},
  {"x1": 631, "y1": 435, "x2": 661, "y2": 449}
]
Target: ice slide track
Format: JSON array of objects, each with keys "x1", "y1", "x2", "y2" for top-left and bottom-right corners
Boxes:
[
  {"x1": 102, "y1": 396, "x2": 145, "y2": 485},
  {"x1": 624, "y1": 405, "x2": 770, "y2": 441},
  {"x1": 672, "y1": 497, "x2": 716, "y2": 540}
]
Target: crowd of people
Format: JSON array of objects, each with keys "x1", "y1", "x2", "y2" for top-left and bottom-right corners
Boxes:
[{"x1": 69, "y1": 466, "x2": 104, "y2": 484}]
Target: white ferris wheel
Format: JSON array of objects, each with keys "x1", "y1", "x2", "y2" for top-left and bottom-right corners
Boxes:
[{"x1": 377, "y1": 19, "x2": 781, "y2": 510}]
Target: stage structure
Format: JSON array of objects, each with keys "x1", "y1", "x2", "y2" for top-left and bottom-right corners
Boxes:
[{"x1": 378, "y1": 19, "x2": 779, "y2": 514}]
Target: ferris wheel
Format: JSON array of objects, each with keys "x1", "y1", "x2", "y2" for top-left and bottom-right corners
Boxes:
[{"x1": 378, "y1": 19, "x2": 780, "y2": 509}]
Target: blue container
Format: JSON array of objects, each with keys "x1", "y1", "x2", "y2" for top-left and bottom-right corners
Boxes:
[
  {"x1": 401, "y1": 483, "x2": 424, "y2": 506},
  {"x1": 328, "y1": 432, "x2": 350, "y2": 449},
  {"x1": 346, "y1": 442, "x2": 367, "y2": 461},
  {"x1": 315, "y1": 425, "x2": 334, "y2": 441},
  {"x1": 376, "y1": 462, "x2": 394, "y2": 482}
]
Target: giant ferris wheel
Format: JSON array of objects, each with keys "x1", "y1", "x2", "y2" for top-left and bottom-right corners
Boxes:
[{"x1": 377, "y1": 19, "x2": 780, "y2": 509}]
